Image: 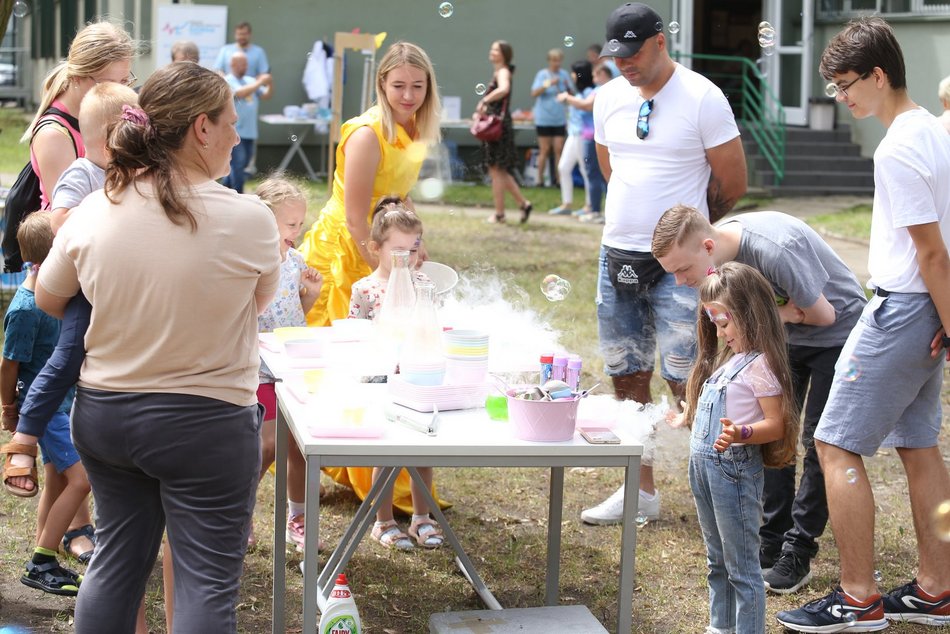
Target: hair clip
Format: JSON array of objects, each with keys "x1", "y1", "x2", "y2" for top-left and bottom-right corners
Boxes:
[{"x1": 706, "y1": 266, "x2": 717, "y2": 276}]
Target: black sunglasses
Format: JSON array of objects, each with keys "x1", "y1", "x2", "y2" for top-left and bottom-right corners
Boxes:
[{"x1": 637, "y1": 99, "x2": 654, "y2": 140}]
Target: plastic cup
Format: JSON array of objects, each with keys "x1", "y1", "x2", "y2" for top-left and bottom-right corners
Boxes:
[
  {"x1": 342, "y1": 406, "x2": 365, "y2": 425},
  {"x1": 485, "y1": 395, "x2": 508, "y2": 421},
  {"x1": 303, "y1": 369, "x2": 326, "y2": 393}
]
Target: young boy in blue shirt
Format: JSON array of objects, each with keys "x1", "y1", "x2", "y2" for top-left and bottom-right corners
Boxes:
[{"x1": 1, "y1": 212, "x2": 84, "y2": 595}]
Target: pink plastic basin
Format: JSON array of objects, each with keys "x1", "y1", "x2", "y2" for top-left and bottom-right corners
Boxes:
[{"x1": 506, "y1": 389, "x2": 579, "y2": 442}]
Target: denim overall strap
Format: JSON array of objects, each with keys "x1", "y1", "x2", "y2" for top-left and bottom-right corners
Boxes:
[{"x1": 690, "y1": 353, "x2": 762, "y2": 456}]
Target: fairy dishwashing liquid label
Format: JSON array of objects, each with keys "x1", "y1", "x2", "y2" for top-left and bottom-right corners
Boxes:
[{"x1": 319, "y1": 573, "x2": 361, "y2": 634}]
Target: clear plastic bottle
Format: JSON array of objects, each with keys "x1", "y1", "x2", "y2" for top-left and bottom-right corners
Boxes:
[
  {"x1": 319, "y1": 573, "x2": 362, "y2": 634},
  {"x1": 376, "y1": 250, "x2": 416, "y2": 370}
]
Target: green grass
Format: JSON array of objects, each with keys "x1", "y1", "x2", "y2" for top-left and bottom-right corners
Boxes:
[
  {"x1": 0, "y1": 137, "x2": 942, "y2": 633},
  {"x1": 0, "y1": 105, "x2": 32, "y2": 176},
  {"x1": 806, "y1": 204, "x2": 873, "y2": 242}
]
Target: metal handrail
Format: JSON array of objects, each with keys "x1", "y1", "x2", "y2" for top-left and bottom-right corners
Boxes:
[{"x1": 671, "y1": 52, "x2": 785, "y2": 185}]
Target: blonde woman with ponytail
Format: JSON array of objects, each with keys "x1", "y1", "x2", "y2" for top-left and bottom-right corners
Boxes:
[{"x1": 22, "y1": 21, "x2": 135, "y2": 208}]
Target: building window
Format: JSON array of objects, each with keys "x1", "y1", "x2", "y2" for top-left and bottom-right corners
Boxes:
[{"x1": 818, "y1": 0, "x2": 950, "y2": 18}]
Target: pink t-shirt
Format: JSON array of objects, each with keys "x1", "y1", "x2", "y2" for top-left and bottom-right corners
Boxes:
[{"x1": 711, "y1": 352, "x2": 782, "y2": 428}]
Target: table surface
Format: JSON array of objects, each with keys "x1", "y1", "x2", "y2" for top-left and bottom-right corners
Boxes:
[{"x1": 266, "y1": 331, "x2": 643, "y2": 634}]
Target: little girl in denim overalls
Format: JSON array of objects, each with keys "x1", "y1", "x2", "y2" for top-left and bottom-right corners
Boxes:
[{"x1": 676, "y1": 263, "x2": 799, "y2": 634}]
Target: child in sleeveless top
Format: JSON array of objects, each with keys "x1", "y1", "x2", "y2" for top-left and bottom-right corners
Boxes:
[{"x1": 671, "y1": 262, "x2": 800, "y2": 634}]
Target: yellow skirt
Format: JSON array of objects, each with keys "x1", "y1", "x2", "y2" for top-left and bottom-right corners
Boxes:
[
  {"x1": 300, "y1": 209, "x2": 449, "y2": 514},
  {"x1": 321, "y1": 467, "x2": 449, "y2": 516}
]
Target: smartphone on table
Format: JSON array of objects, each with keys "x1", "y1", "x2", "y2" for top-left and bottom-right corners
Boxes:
[{"x1": 579, "y1": 427, "x2": 621, "y2": 444}]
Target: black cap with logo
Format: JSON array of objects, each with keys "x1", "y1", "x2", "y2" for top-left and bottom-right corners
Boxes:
[{"x1": 599, "y1": 3, "x2": 664, "y2": 59}]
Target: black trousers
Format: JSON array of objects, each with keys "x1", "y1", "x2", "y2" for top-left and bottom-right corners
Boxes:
[{"x1": 760, "y1": 344, "x2": 841, "y2": 560}]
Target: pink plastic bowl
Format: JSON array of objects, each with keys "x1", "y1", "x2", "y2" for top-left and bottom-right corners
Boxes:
[{"x1": 506, "y1": 389, "x2": 579, "y2": 442}]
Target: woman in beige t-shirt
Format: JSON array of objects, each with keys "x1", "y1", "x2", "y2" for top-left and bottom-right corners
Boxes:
[{"x1": 36, "y1": 62, "x2": 280, "y2": 634}]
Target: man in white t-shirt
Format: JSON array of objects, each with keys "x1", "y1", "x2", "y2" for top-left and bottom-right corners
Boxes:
[
  {"x1": 777, "y1": 17, "x2": 950, "y2": 633},
  {"x1": 581, "y1": 2, "x2": 747, "y2": 526}
]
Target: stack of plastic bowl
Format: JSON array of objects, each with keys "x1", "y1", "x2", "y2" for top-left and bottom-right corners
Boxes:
[
  {"x1": 443, "y1": 330, "x2": 489, "y2": 385},
  {"x1": 400, "y1": 358, "x2": 446, "y2": 386},
  {"x1": 274, "y1": 326, "x2": 326, "y2": 359}
]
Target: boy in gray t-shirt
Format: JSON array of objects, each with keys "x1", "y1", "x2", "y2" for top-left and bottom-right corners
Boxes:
[{"x1": 652, "y1": 206, "x2": 866, "y2": 594}]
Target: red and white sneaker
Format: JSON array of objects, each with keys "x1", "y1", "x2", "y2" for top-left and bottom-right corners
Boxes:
[
  {"x1": 776, "y1": 586, "x2": 888, "y2": 632},
  {"x1": 883, "y1": 579, "x2": 950, "y2": 626}
]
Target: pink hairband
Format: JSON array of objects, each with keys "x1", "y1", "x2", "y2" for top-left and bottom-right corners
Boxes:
[{"x1": 121, "y1": 104, "x2": 149, "y2": 127}]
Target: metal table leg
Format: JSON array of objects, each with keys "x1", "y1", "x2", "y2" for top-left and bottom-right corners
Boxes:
[{"x1": 545, "y1": 467, "x2": 564, "y2": 606}]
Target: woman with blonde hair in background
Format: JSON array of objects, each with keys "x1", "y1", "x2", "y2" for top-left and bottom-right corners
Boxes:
[
  {"x1": 3, "y1": 18, "x2": 135, "y2": 573},
  {"x1": 298, "y1": 41, "x2": 445, "y2": 516}
]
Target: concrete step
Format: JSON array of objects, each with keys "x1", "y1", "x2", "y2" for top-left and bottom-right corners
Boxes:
[
  {"x1": 784, "y1": 141, "x2": 863, "y2": 157},
  {"x1": 766, "y1": 184, "x2": 875, "y2": 197},
  {"x1": 759, "y1": 170, "x2": 874, "y2": 188},
  {"x1": 748, "y1": 155, "x2": 873, "y2": 173}
]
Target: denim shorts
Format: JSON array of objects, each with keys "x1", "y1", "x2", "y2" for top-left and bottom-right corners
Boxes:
[
  {"x1": 815, "y1": 292, "x2": 945, "y2": 456},
  {"x1": 38, "y1": 411, "x2": 81, "y2": 472},
  {"x1": 596, "y1": 246, "x2": 698, "y2": 381}
]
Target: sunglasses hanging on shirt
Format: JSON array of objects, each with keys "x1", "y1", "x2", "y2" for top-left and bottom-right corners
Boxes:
[{"x1": 637, "y1": 99, "x2": 654, "y2": 140}]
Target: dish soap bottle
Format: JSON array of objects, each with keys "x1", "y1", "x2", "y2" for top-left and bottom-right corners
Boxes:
[{"x1": 319, "y1": 573, "x2": 362, "y2": 634}]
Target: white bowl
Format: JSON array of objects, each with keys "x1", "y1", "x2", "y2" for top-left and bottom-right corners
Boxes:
[
  {"x1": 419, "y1": 261, "x2": 459, "y2": 295},
  {"x1": 283, "y1": 338, "x2": 325, "y2": 358}
]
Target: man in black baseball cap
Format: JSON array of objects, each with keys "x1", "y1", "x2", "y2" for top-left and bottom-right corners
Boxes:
[
  {"x1": 599, "y1": 2, "x2": 664, "y2": 59},
  {"x1": 581, "y1": 1, "x2": 748, "y2": 537}
]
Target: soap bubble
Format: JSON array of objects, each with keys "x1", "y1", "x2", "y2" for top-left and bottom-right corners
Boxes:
[
  {"x1": 635, "y1": 512, "x2": 649, "y2": 528},
  {"x1": 289, "y1": 135, "x2": 298, "y2": 142},
  {"x1": 655, "y1": 21, "x2": 664, "y2": 32},
  {"x1": 825, "y1": 82, "x2": 839, "y2": 99},
  {"x1": 758, "y1": 27, "x2": 776, "y2": 47},
  {"x1": 607, "y1": 39, "x2": 621, "y2": 53},
  {"x1": 12, "y1": 1, "x2": 30, "y2": 18},
  {"x1": 843, "y1": 613, "x2": 857, "y2": 624},
  {"x1": 668, "y1": 21, "x2": 680, "y2": 35},
  {"x1": 438, "y1": 2, "x2": 453, "y2": 18},
  {"x1": 758, "y1": 21, "x2": 772, "y2": 31},
  {"x1": 417, "y1": 177, "x2": 445, "y2": 201},
  {"x1": 873, "y1": 570, "x2": 883, "y2": 583},
  {"x1": 934, "y1": 499, "x2": 950, "y2": 542},
  {"x1": 540, "y1": 274, "x2": 572, "y2": 302},
  {"x1": 563, "y1": 36, "x2": 574, "y2": 48},
  {"x1": 762, "y1": 46, "x2": 775, "y2": 57},
  {"x1": 845, "y1": 468, "x2": 859, "y2": 485},
  {"x1": 474, "y1": 83, "x2": 487, "y2": 96},
  {"x1": 842, "y1": 356, "x2": 861, "y2": 382}
]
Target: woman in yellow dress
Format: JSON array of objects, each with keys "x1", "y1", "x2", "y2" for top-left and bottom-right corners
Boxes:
[{"x1": 298, "y1": 41, "x2": 447, "y2": 532}]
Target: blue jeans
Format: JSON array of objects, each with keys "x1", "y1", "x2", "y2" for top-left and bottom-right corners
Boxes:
[
  {"x1": 583, "y1": 139, "x2": 605, "y2": 212},
  {"x1": 595, "y1": 246, "x2": 698, "y2": 381},
  {"x1": 17, "y1": 292, "x2": 89, "y2": 437},
  {"x1": 689, "y1": 354, "x2": 766, "y2": 634},
  {"x1": 224, "y1": 137, "x2": 255, "y2": 193}
]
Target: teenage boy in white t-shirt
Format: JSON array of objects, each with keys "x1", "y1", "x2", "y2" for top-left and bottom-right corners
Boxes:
[{"x1": 777, "y1": 16, "x2": 950, "y2": 632}]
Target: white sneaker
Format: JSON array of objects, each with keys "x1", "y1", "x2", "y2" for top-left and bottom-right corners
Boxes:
[{"x1": 580, "y1": 486, "x2": 661, "y2": 525}]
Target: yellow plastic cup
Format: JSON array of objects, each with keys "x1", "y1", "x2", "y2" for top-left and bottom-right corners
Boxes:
[{"x1": 303, "y1": 369, "x2": 326, "y2": 393}]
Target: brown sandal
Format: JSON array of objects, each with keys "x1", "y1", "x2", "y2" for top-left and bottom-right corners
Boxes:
[
  {"x1": 371, "y1": 520, "x2": 414, "y2": 551},
  {"x1": 2, "y1": 442, "x2": 39, "y2": 498},
  {"x1": 519, "y1": 201, "x2": 533, "y2": 224},
  {"x1": 408, "y1": 517, "x2": 444, "y2": 549},
  {"x1": 485, "y1": 213, "x2": 506, "y2": 224}
]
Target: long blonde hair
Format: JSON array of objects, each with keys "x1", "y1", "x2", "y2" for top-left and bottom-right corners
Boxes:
[
  {"x1": 22, "y1": 21, "x2": 135, "y2": 142},
  {"x1": 375, "y1": 42, "x2": 441, "y2": 146},
  {"x1": 684, "y1": 262, "x2": 800, "y2": 468},
  {"x1": 105, "y1": 62, "x2": 231, "y2": 231}
]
